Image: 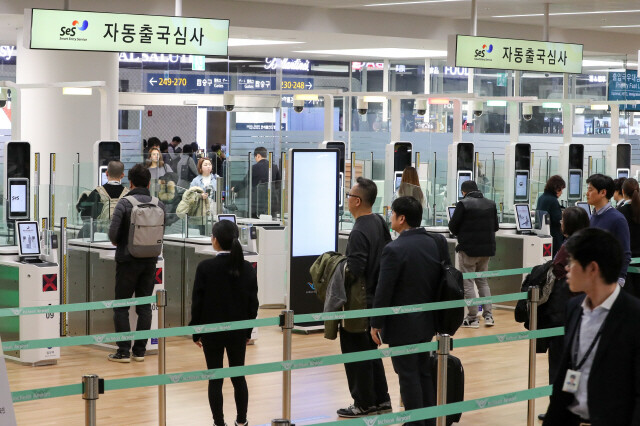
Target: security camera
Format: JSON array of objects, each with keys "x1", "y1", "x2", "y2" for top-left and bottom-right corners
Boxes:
[
  {"x1": 522, "y1": 104, "x2": 533, "y2": 121},
  {"x1": 223, "y1": 93, "x2": 234, "y2": 112},
  {"x1": 357, "y1": 97, "x2": 368, "y2": 115},
  {"x1": 472, "y1": 101, "x2": 483, "y2": 118},
  {"x1": 293, "y1": 99, "x2": 304, "y2": 113},
  {"x1": 416, "y1": 99, "x2": 427, "y2": 116}
]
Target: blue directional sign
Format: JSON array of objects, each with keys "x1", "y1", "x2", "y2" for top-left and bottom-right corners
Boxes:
[
  {"x1": 238, "y1": 76, "x2": 276, "y2": 91},
  {"x1": 146, "y1": 73, "x2": 229, "y2": 94},
  {"x1": 608, "y1": 70, "x2": 640, "y2": 111}
]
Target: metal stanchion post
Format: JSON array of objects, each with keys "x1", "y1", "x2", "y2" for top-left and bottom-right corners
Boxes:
[
  {"x1": 82, "y1": 374, "x2": 101, "y2": 426},
  {"x1": 280, "y1": 310, "x2": 294, "y2": 420},
  {"x1": 271, "y1": 419, "x2": 290, "y2": 426},
  {"x1": 436, "y1": 334, "x2": 451, "y2": 426},
  {"x1": 527, "y1": 286, "x2": 540, "y2": 426},
  {"x1": 157, "y1": 289, "x2": 168, "y2": 426}
]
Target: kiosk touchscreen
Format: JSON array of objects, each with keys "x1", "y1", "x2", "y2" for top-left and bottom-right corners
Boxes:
[
  {"x1": 447, "y1": 206, "x2": 456, "y2": 221},
  {"x1": 217, "y1": 214, "x2": 237, "y2": 223},
  {"x1": 514, "y1": 171, "x2": 529, "y2": 201},
  {"x1": 575, "y1": 201, "x2": 592, "y2": 219},
  {"x1": 16, "y1": 221, "x2": 41, "y2": 260},
  {"x1": 515, "y1": 204, "x2": 533, "y2": 234},
  {"x1": 568, "y1": 170, "x2": 582, "y2": 199},
  {"x1": 617, "y1": 169, "x2": 629, "y2": 179},
  {"x1": 457, "y1": 172, "x2": 472, "y2": 200},
  {"x1": 8, "y1": 177, "x2": 29, "y2": 220},
  {"x1": 99, "y1": 166, "x2": 108, "y2": 185}
]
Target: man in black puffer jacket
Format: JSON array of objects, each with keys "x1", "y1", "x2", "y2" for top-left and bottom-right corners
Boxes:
[{"x1": 448, "y1": 180, "x2": 499, "y2": 328}]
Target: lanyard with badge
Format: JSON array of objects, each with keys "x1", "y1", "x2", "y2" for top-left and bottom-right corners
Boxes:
[{"x1": 562, "y1": 315, "x2": 606, "y2": 394}]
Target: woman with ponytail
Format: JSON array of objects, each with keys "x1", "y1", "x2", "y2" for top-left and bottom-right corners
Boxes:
[
  {"x1": 190, "y1": 219, "x2": 259, "y2": 426},
  {"x1": 619, "y1": 178, "x2": 640, "y2": 298}
]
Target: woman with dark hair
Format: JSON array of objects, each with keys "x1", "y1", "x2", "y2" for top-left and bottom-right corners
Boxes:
[
  {"x1": 396, "y1": 166, "x2": 425, "y2": 207},
  {"x1": 537, "y1": 206, "x2": 589, "y2": 421},
  {"x1": 619, "y1": 178, "x2": 640, "y2": 297},
  {"x1": 536, "y1": 175, "x2": 566, "y2": 256},
  {"x1": 190, "y1": 220, "x2": 259, "y2": 426}
]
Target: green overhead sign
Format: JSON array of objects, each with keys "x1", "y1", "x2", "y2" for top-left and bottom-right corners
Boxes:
[
  {"x1": 29, "y1": 8, "x2": 229, "y2": 56},
  {"x1": 453, "y1": 35, "x2": 583, "y2": 74}
]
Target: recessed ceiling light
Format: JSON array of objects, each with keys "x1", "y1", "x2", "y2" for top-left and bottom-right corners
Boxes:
[
  {"x1": 364, "y1": 0, "x2": 466, "y2": 6},
  {"x1": 601, "y1": 24, "x2": 640, "y2": 28},
  {"x1": 294, "y1": 48, "x2": 447, "y2": 58},
  {"x1": 493, "y1": 9, "x2": 640, "y2": 18},
  {"x1": 582, "y1": 60, "x2": 624, "y2": 67},
  {"x1": 228, "y1": 38, "x2": 305, "y2": 47}
]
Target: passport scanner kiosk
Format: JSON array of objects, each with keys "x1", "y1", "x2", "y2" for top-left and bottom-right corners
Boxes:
[
  {"x1": 385, "y1": 141, "x2": 412, "y2": 208},
  {"x1": 446, "y1": 142, "x2": 474, "y2": 207},
  {"x1": 559, "y1": 144, "x2": 585, "y2": 205},
  {"x1": 606, "y1": 143, "x2": 631, "y2": 179},
  {"x1": 4, "y1": 141, "x2": 31, "y2": 224},
  {"x1": 0, "y1": 220, "x2": 61, "y2": 365},
  {"x1": 505, "y1": 143, "x2": 532, "y2": 212},
  {"x1": 93, "y1": 141, "x2": 121, "y2": 187}
]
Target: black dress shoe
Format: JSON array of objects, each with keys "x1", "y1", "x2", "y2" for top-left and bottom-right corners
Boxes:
[{"x1": 538, "y1": 413, "x2": 545, "y2": 421}]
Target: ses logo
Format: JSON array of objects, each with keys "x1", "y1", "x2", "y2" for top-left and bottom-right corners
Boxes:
[
  {"x1": 474, "y1": 44, "x2": 493, "y2": 59},
  {"x1": 60, "y1": 19, "x2": 88, "y2": 37}
]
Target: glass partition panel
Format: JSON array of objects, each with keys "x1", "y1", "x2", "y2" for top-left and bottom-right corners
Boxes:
[{"x1": 226, "y1": 155, "x2": 251, "y2": 219}]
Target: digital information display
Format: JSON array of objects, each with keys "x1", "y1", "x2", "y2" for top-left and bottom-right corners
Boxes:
[
  {"x1": 458, "y1": 172, "x2": 472, "y2": 199},
  {"x1": 8, "y1": 178, "x2": 29, "y2": 219},
  {"x1": 453, "y1": 35, "x2": 583, "y2": 74},
  {"x1": 17, "y1": 221, "x2": 40, "y2": 256},
  {"x1": 30, "y1": 9, "x2": 229, "y2": 55},
  {"x1": 515, "y1": 171, "x2": 528, "y2": 199},
  {"x1": 395, "y1": 173, "x2": 403, "y2": 192},
  {"x1": 291, "y1": 150, "x2": 338, "y2": 257},
  {"x1": 618, "y1": 169, "x2": 629, "y2": 179},
  {"x1": 569, "y1": 170, "x2": 582, "y2": 198},
  {"x1": 515, "y1": 204, "x2": 533, "y2": 230},
  {"x1": 100, "y1": 166, "x2": 108, "y2": 185}
]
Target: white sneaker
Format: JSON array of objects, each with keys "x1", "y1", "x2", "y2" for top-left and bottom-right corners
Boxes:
[
  {"x1": 484, "y1": 316, "x2": 495, "y2": 327},
  {"x1": 461, "y1": 318, "x2": 479, "y2": 329}
]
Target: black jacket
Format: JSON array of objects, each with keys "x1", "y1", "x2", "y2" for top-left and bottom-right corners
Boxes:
[
  {"x1": 544, "y1": 290, "x2": 640, "y2": 426},
  {"x1": 371, "y1": 228, "x2": 447, "y2": 346},
  {"x1": 619, "y1": 203, "x2": 640, "y2": 257},
  {"x1": 189, "y1": 255, "x2": 259, "y2": 341},
  {"x1": 108, "y1": 188, "x2": 166, "y2": 263},
  {"x1": 536, "y1": 190, "x2": 563, "y2": 256},
  {"x1": 448, "y1": 191, "x2": 499, "y2": 257},
  {"x1": 235, "y1": 159, "x2": 282, "y2": 216}
]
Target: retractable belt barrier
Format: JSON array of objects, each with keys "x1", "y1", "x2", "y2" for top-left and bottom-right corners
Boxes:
[{"x1": 3, "y1": 263, "x2": 578, "y2": 426}]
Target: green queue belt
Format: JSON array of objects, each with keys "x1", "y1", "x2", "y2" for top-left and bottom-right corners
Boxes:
[
  {"x1": 2, "y1": 292, "x2": 529, "y2": 351},
  {"x1": 0, "y1": 295, "x2": 157, "y2": 317},
  {"x1": 11, "y1": 328, "x2": 563, "y2": 402}
]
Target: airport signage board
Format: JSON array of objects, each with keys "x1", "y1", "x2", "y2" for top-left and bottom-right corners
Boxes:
[
  {"x1": 608, "y1": 70, "x2": 640, "y2": 111},
  {"x1": 453, "y1": 35, "x2": 583, "y2": 74},
  {"x1": 145, "y1": 73, "x2": 229, "y2": 94},
  {"x1": 29, "y1": 9, "x2": 229, "y2": 56}
]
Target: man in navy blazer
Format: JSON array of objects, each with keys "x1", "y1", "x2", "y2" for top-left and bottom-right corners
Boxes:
[
  {"x1": 544, "y1": 228, "x2": 640, "y2": 426},
  {"x1": 371, "y1": 196, "x2": 449, "y2": 426}
]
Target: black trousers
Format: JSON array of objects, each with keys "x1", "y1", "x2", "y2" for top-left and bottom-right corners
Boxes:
[
  {"x1": 339, "y1": 327, "x2": 390, "y2": 408},
  {"x1": 623, "y1": 272, "x2": 640, "y2": 299},
  {"x1": 113, "y1": 260, "x2": 156, "y2": 355},
  {"x1": 390, "y1": 349, "x2": 436, "y2": 426},
  {"x1": 202, "y1": 333, "x2": 249, "y2": 426},
  {"x1": 547, "y1": 335, "x2": 564, "y2": 385}
]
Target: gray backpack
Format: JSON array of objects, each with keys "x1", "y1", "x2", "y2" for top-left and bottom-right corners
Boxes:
[{"x1": 125, "y1": 195, "x2": 165, "y2": 258}]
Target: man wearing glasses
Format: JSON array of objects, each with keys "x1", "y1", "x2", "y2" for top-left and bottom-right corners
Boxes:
[{"x1": 337, "y1": 177, "x2": 393, "y2": 418}]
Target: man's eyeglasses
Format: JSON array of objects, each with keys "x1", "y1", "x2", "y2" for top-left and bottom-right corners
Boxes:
[{"x1": 346, "y1": 192, "x2": 361, "y2": 201}]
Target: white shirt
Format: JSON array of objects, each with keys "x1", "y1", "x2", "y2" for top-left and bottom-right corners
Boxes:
[
  {"x1": 568, "y1": 284, "x2": 620, "y2": 419},
  {"x1": 202, "y1": 175, "x2": 212, "y2": 187}
]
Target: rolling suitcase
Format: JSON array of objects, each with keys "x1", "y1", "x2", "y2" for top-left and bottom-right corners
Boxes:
[{"x1": 430, "y1": 352, "x2": 464, "y2": 425}]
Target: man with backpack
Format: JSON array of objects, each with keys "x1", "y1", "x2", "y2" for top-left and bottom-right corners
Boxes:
[
  {"x1": 175, "y1": 144, "x2": 199, "y2": 189},
  {"x1": 108, "y1": 164, "x2": 166, "y2": 363},
  {"x1": 371, "y1": 196, "x2": 449, "y2": 426}
]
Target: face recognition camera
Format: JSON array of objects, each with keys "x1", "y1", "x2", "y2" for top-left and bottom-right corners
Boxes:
[
  {"x1": 293, "y1": 98, "x2": 304, "y2": 113},
  {"x1": 523, "y1": 104, "x2": 533, "y2": 121},
  {"x1": 223, "y1": 93, "x2": 235, "y2": 112},
  {"x1": 416, "y1": 99, "x2": 427, "y2": 116},
  {"x1": 357, "y1": 97, "x2": 368, "y2": 115},
  {"x1": 471, "y1": 101, "x2": 483, "y2": 118}
]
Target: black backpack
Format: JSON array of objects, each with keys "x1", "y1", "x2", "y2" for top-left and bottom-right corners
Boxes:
[
  {"x1": 514, "y1": 260, "x2": 554, "y2": 326},
  {"x1": 181, "y1": 161, "x2": 197, "y2": 183},
  {"x1": 426, "y1": 232, "x2": 465, "y2": 336}
]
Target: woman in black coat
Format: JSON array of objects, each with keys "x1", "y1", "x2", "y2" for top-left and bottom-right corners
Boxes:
[
  {"x1": 619, "y1": 178, "x2": 640, "y2": 298},
  {"x1": 535, "y1": 175, "x2": 566, "y2": 256},
  {"x1": 190, "y1": 220, "x2": 259, "y2": 426}
]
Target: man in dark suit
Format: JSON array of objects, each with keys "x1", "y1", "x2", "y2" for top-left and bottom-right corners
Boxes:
[
  {"x1": 371, "y1": 196, "x2": 448, "y2": 426},
  {"x1": 232, "y1": 147, "x2": 281, "y2": 218},
  {"x1": 544, "y1": 228, "x2": 640, "y2": 426}
]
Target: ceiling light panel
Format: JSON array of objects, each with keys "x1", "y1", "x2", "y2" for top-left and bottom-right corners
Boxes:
[
  {"x1": 493, "y1": 9, "x2": 640, "y2": 18},
  {"x1": 364, "y1": 0, "x2": 467, "y2": 6},
  {"x1": 294, "y1": 48, "x2": 447, "y2": 58},
  {"x1": 228, "y1": 38, "x2": 305, "y2": 47}
]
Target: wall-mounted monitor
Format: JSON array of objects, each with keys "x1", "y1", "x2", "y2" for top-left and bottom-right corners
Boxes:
[
  {"x1": 514, "y1": 170, "x2": 529, "y2": 201},
  {"x1": 8, "y1": 178, "x2": 29, "y2": 220},
  {"x1": 457, "y1": 171, "x2": 472, "y2": 200},
  {"x1": 515, "y1": 203, "x2": 533, "y2": 232},
  {"x1": 575, "y1": 201, "x2": 592, "y2": 219},
  {"x1": 568, "y1": 169, "x2": 582, "y2": 199},
  {"x1": 16, "y1": 221, "x2": 40, "y2": 257}
]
